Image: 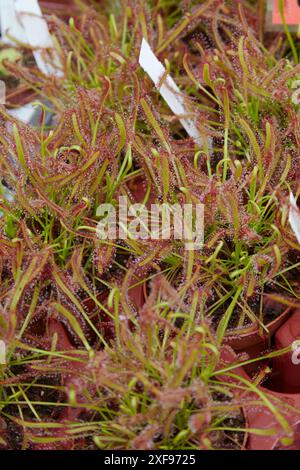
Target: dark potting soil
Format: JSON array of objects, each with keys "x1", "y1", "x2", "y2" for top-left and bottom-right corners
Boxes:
[
  {"x1": 208, "y1": 412, "x2": 246, "y2": 450},
  {"x1": 0, "y1": 371, "x2": 63, "y2": 449},
  {"x1": 212, "y1": 292, "x2": 287, "y2": 332},
  {"x1": 210, "y1": 391, "x2": 246, "y2": 449}
]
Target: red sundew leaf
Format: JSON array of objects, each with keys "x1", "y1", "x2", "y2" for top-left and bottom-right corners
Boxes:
[
  {"x1": 189, "y1": 411, "x2": 212, "y2": 434},
  {"x1": 10, "y1": 250, "x2": 50, "y2": 315},
  {"x1": 131, "y1": 426, "x2": 159, "y2": 450},
  {"x1": 93, "y1": 242, "x2": 116, "y2": 276}
]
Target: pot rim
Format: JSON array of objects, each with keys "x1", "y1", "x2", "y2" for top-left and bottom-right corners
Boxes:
[{"x1": 224, "y1": 305, "x2": 291, "y2": 347}]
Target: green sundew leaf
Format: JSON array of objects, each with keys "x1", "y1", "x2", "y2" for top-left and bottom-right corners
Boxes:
[
  {"x1": 93, "y1": 436, "x2": 105, "y2": 448},
  {"x1": 132, "y1": 138, "x2": 162, "y2": 196},
  {"x1": 223, "y1": 88, "x2": 230, "y2": 129},
  {"x1": 264, "y1": 122, "x2": 272, "y2": 154},
  {"x1": 273, "y1": 244, "x2": 281, "y2": 272},
  {"x1": 12, "y1": 418, "x2": 64, "y2": 429},
  {"x1": 183, "y1": 56, "x2": 220, "y2": 105},
  {"x1": 17, "y1": 284, "x2": 40, "y2": 340},
  {"x1": 245, "y1": 82, "x2": 270, "y2": 98},
  {"x1": 11, "y1": 340, "x2": 86, "y2": 362},
  {"x1": 66, "y1": 51, "x2": 74, "y2": 79},
  {"x1": 13, "y1": 124, "x2": 27, "y2": 172},
  {"x1": 140, "y1": 98, "x2": 170, "y2": 153},
  {"x1": 171, "y1": 348, "x2": 199, "y2": 388},
  {"x1": 227, "y1": 193, "x2": 240, "y2": 238},
  {"x1": 30, "y1": 436, "x2": 68, "y2": 444},
  {"x1": 125, "y1": 337, "x2": 151, "y2": 368},
  {"x1": 71, "y1": 248, "x2": 115, "y2": 320},
  {"x1": 203, "y1": 63, "x2": 213, "y2": 89},
  {"x1": 76, "y1": 56, "x2": 90, "y2": 82},
  {"x1": 52, "y1": 266, "x2": 108, "y2": 348},
  {"x1": 280, "y1": 154, "x2": 292, "y2": 186},
  {"x1": 138, "y1": 10, "x2": 148, "y2": 41},
  {"x1": 170, "y1": 157, "x2": 184, "y2": 190},
  {"x1": 10, "y1": 252, "x2": 49, "y2": 315},
  {"x1": 72, "y1": 113, "x2": 86, "y2": 145},
  {"x1": 205, "y1": 241, "x2": 224, "y2": 266},
  {"x1": 173, "y1": 429, "x2": 190, "y2": 445},
  {"x1": 115, "y1": 113, "x2": 126, "y2": 154},
  {"x1": 222, "y1": 89, "x2": 230, "y2": 182},
  {"x1": 234, "y1": 160, "x2": 243, "y2": 181},
  {"x1": 17, "y1": 386, "x2": 41, "y2": 421},
  {"x1": 90, "y1": 76, "x2": 111, "y2": 146},
  {"x1": 51, "y1": 302, "x2": 91, "y2": 352},
  {"x1": 249, "y1": 166, "x2": 258, "y2": 202},
  {"x1": 238, "y1": 36, "x2": 249, "y2": 78},
  {"x1": 69, "y1": 18, "x2": 94, "y2": 58},
  {"x1": 66, "y1": 424, "x2": 100, "y2": 435},
  {"x1": 239, "y1": 118, "x2": 262, "y2": 178},
  {"x1": 109, "y1": 14, "x2": 118, "y2": 41},
  {"x1": 4, "y1": 215, "x2": 17, "y2": 239},
  {"x1": 90, "y1": 158, "x2": 109, "y2": 197},
  {"x1": 157, "y1": 0, "x2": 213, "y2": 53},
  {"x1": 115, "y1": 145, "x2": 132, "y2": 186},
  {"x1": 161, "y1": 154, "x2": 170, "y2": 202},
  {"x1": 53, "y1": 151, "x2": 100, "y2": 187},
  {"x1": 211, "y1": 427, "x2": 274, "y2": 436},
  {"x1": 216, "y1": 287, "x2": 243, "y2": 345}
]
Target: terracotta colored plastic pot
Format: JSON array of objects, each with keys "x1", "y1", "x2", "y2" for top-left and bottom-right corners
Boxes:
[
  {"x1": 245, "y1": 311, "x2": 300, "y2": 448},
  {"x1": 218, "y1": 347, "x2": 249, "y2": 450},
  {"x1": 220, "y1": 347, "x2": 300, "y2": 450},
  {"x1": 40, "y1": 0, "x2": 77, "y2": 20},
  {"x1": 48, "y1": 318, "x2": 75, "y2": 350},
  {"x1": 246, "y1": 391, "x2": 300, "y2": 450},
  {"x1": 6, "y1": 83, "x2": 36, "y2": 108},
  {"x1": 82, "y1": 282, "x2": 146, "y2": 316},
  {"x1": 272, "y1": 309, "x2": 300, "y2": 393},
  {"x1": 127, "y1": 175, "x2": 157, "y2": 208},
  {"x1": 224, "y1": 304, "x2": 291, "y2": 359}
]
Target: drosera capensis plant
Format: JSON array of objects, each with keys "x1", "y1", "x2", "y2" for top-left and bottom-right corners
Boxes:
[
  {"x1": 0, "y1": 275, "x2": 298, "y2": 450},
  {"x1": 9, "y1": 0, "x2": 300, "y2": 316},
  {"x1": 1, "y1": 0, "x2": 300, "y2": 450}
]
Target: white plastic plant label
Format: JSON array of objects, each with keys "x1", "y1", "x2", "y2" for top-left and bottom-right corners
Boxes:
[
  {"x1": 14, "y1": 0, "x2": 63, "y2": 77},
  {"x1": 139, "y1": 38, "x2": 203, "y2": 147},
  {"x1": 289, "y1": 192, "x2": 300, "y2": 245},
  {"x1": 0, "y1": 0, "x2": 27, "y2": 44},
  {"x1": 0, "y1": 0, "x2": 63, "y2": 124},
  {"x1": 0, "y1": 80, "x2": 5, "y2": 105},
  {"x1": 8, "y1": 103, "x2": 38, "y2": 124},
  {"x1": 0, "y1": 340, "x2": 6, "y2": 365}
]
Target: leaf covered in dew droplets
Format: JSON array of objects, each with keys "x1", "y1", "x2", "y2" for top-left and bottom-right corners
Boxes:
[{"x1": 189, "y1": 411, "x2": 211, "y2": 434}]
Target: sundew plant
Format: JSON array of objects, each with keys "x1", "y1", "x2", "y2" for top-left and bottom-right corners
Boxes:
[{"x1": 0, "y1": 0, "x2": 300, "y2": 450}]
